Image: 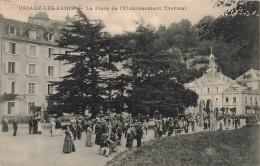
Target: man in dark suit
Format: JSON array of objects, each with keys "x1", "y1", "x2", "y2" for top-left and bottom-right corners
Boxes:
[
  {"x1": 33, "y1": 117, "x2": 38, "y2": 134},
  {"x1": 13, "y1": 117, "x2": 18, "y2": 136},
  {"x1": 29, "y1": 117, "x2": 33, "y2": 134},
  {"x1": 135, "y1": 122, "x2": 143, "y2": 147}
]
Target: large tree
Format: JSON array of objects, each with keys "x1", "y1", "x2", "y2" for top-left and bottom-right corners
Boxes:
[
  {"x1": 122, "y1": 23, "x2": 198, "y2": 117},
  {"x1": 197, "y1": 1, "x2": 259, "y2": 78},
  {"x1": 46, "y1": 9, "x2": 121, "y2": 117}
]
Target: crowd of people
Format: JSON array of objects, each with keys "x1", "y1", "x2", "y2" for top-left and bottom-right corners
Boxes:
[
  {"x1": 60, "y1": 114, "x2": 144, "y2": 156},
  {"x1": 1, "y1": 113, "x2": 246, "y2": 157},
  {"x1": 29, "y1": 116, "x2": 42, "y2": 134}
]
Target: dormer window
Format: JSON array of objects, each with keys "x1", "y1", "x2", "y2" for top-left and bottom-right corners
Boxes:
[
  {"x1": 9, "y1": 26, "x2": 16, "y2": 35},
  {"x1": 29, "y1": 30, "x2": 36, "y2": 39},
  {"x1": 47, "y1": 33, "x2": 53, "y2": 41}
]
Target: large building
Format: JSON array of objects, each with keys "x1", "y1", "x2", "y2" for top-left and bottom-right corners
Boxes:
[
  {"x1": 184, "y1": 52, "x2": 260, "y2": 115},
  {"x1": 0, "y1": 13, "x2": 75, "y2": 121}
]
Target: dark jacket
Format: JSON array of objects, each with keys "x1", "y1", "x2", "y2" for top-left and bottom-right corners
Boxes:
[{"x1": 13, "y1": 121, "x2": 18, "y2": 129}]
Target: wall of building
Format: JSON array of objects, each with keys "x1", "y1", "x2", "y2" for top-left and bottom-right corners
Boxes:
[
  {"x1": 0, "y1": 36, "x2": 66, "y2": 117},
  {"x1": 0, "y1": 15, "x2": 73, "y2": 120},
  {"x1": 222, "y1": 92, "x2": 242, "y2": 114},
  {"x1": 242, "y1": 92, "x2": 260, "y2": 114}
]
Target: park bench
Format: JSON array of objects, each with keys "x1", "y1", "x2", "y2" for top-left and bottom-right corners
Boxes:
[{"x1": 173, "y1": 129, "x2": 183, "y2": 135}]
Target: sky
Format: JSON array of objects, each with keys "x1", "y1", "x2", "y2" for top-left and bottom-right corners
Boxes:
[{"x1": 0, "y1": 0, "x2": 228, "y2": 34}]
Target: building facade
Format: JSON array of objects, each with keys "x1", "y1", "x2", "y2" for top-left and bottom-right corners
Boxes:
[
  {"x1": 0, "y1": 13, "x2": 73, "y2": 120},
  {"x1": 184, "y1": 52, "x2": 260, "y2": 115}
]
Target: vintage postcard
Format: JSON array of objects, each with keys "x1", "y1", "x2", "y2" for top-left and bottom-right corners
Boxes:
[{"x1": 0, "y1": 0, "x2": 259, "y2": 166}]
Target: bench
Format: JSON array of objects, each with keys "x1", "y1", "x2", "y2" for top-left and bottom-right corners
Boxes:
[{"x1": 173, "y1": 129, "x2": 183, "y2": 134}]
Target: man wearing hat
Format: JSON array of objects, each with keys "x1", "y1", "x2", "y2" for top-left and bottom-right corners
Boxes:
[
  {"x1": 95, "y1": 120, "x2": 103, "y2": 145},
  {"x1": 135, "y1": 122, "x2": 143, "y2": 147}
]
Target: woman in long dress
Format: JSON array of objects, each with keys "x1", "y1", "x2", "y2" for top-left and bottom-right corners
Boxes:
[
  {"x1": 2, "y1": 116, "x2": 8, "y2": 132},
  {"x1": 126, "y1": 125, "x2": 135, "y2": 148},
  {"x1": 154, "y1": 122, "x2": 159, "y2": 139},
  {"x1": 37, "y1": 119, "x2": 42, "y2": 134},
  {"x1": 63, "y1": 126, "x2": 75, "y2": 153},
  {"x1": 85, "y1": 124, "x2": 93, "y2": 147}
]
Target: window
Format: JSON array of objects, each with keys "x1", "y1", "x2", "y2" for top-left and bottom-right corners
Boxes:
[
  {"x1": 250, "y1": 97, "x2": 253, "y2": 104},
  {"x1": 47, "y1": 33, "x2": 53, "y2": 41},
  {"x1": 48, "y1": 66, "x2": 54, "y2": 77},
  {"x1": 29, "y1": 30, "x2": 36, "y2": 39},
  {"x1": 29, "y1": 45, "x2": 36, "y2": 57},
  {"x1": 216, "y1": 98, "x2": 218, "y2": 102},
  {"x1": 29, "y1": 83, "x2": 36, "y2": 94},
  {"x1": 256, "y1": 98, "x2": 258, "y2": 104},
  {"x1": 233, "y1": 97, "x2": 236, "y2": 103},
  {"x1": 48, "y1": 84, "x2": 54, "y2": 95},
  {"x1": 207, "y1": 88, "x2": 210, "y2": 93},
  {"x1": 48, "y1": 48, "x2": 54, "y2": 58},
  {"x1": 8, "y1": 102, "x2": 15, "y2": 115},
  {"x1": 8, "y1": 62, "x2": 15, "y2": 74},
  {"x1": 226, "y1": 97, "x2": 229, "y2": 103},
  {"x1": 245, "y1": 97, "x2": 248, "y2": 103},
  {"x1": 28, "y1": 102, "x2": 35, "y2": 114},
  {"x1": 215, "y1": 87, "x2": 218, "y2": 93},
  {"x1": 29, "y1": 64, "x2": 36, "y2": 76},
  {"x1": 8, "y1": 42, "x2": 16, "y2": 54},
  {"x1": 11, "y1": 82, "x2": 15, "y2": 94},
  {"x1": 9, "y1": 26, "x2": 16, "y2": 35}
]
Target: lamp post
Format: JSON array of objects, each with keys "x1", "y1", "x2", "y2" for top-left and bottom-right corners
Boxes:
[{"x1": 210, "y1": 47, "x2": 216, "y2": 131}]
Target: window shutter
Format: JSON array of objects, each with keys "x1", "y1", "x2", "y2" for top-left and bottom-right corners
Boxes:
[
  {"x1": 54, "y1": 66, "x2": 59, "y2": 77},
  {"x1": 6, "y1": 80, "x2": 11, "y2": 93},
  {"x1": 35, "y1": 83, "x2": 39, "y2": 95},
  {"x1": 15, "y1": 62, "x2": 19, "y2": 74},
  {"x1": 53, "y1": 85, "x2": 58, "y2": 94},
  {"x1": 15, "y1": 43, "x2": 19, "y2": 55},
  {"x1": 5, "y1": 42, "x2": 9, "y2": 54},
  {"x1": 15, "y1": 82, "x2": 19, "y2": 94},
  {"x1": 35, "y1": 65, "x2": 40, "y2": 76},
  {"x1": 45, "y1": 65, "x2": 48, "y2": 77},
  {"x1": 5, "y1": 61, "x2": 9, "y2": 73}
]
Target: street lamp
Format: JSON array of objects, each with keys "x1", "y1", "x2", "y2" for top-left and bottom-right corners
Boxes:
[{"x1": 210, "y1": 47, "x2": 216, "y2": 131}]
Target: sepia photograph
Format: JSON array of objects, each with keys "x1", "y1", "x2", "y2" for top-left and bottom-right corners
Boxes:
[{"x1": 0, "y1": 0, "x2": 259, "y2": 166}]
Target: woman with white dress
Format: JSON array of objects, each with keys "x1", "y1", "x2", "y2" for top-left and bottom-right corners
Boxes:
[{"x1": 37, "y1": 119, "x2": 42, "y2": 134}]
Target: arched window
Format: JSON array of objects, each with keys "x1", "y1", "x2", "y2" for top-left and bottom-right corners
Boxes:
[{"x1": 226, "y1": 97, "x2": 229, "y2": 103}]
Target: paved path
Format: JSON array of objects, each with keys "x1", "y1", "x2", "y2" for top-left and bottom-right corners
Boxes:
[
  {"x1": 0, "y1": 124, "x2": 155, "y2": 166},
  {"x1": 0, "y1": 122, "x2": 245, "y2": 166}
]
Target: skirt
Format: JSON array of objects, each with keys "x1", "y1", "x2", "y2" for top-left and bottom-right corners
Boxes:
[
  {"x1": 85, "y1": 133, "x2": 92, "y2": 147},
  {"x1": 126, "y1": 134, "x2": 133, "y2": 148},
  {"x1": 63, "y1": 140, "x2": 73, "y2": 153}
]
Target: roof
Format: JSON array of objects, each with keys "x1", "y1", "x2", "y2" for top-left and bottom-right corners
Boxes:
[
  {"x1": 33, "y1": 12, "x2": 50, "y2": 20},
  {"x1": 185, "y1": 71, "x2": 239, "y2": 88},
  {"x1": 236, "y1": 68, "x2": 260, "y2": 81},
  {"x1": 1, "y1": 17, "x2": 62, "y2": 42}
]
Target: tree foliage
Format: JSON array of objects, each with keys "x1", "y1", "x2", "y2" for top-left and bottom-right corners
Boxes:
[
  {"x1": 120, "y1": 23, "x2": 198, "y2": 116},
  {"x1": 197, "y1": 0, "x2": 259, "y2": 78},
  {"x1": 46, "y1": 9, "x2": 122, "y2": 117}
]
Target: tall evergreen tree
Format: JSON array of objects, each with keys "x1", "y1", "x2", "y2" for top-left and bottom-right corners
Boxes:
[
  {"x1": 122, "y1": 23, "x2": 198, "y2": 117},
  {"x1": 46, "y1": 9, "x2": 120, "y2": 117}
]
